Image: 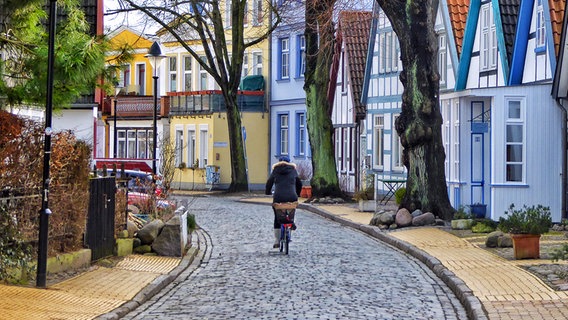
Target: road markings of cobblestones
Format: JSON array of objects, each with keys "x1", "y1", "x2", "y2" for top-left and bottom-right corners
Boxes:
[{"x1": 125, "y1": 196, "x2": 466, "y2": 320}]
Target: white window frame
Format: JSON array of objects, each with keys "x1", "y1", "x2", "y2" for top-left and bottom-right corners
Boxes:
[
  {"x1": 298, "y1": 112, "x2": 306, "y2": 156},
  {"x1": 168, "y1": 56, "x2": 177, "y2": 92},
  {"x1": 451, "y1": 101, "x2": 460, "y2": 181},
  {"x1": 438, "y1": 32, "x2": 447, "y2": 86},
  {"x1": 175, "y1": 128, "x2": 184, "y2": 167},
  {"x1": 242, "y1": 52, "x2": 249, "y2": 79},
  {"x1": 199, "y1": 126, "x2": 209, "y2": 168},
  {"x1": 298, "y1": 35, "x2": 306, "y2": 77},
  {"x1": 280, "y1": 38, "x2": 290, "y2": 79},
  {"x1": 441, "y1": 101, "x2": 451, "y2": 180},
  {"x1": 226, "y1": 0, "x2": 232, "y2": 28},
  {"x1": 505, "y1": 98, "x2": 525, "y2": 183},
  {"x1": 392, "y1": 114, "x2": 404, "y2": 171},
  {"x1": 187, "y1": 127, "x2": 196, "y2": 168},
  {"x1": 252, "y1": 51, "x2": 263, "y2": 75},
  {"x1": 480, "y1": 4, "x2": 497, "y2": 71},
  {"x1": 536, "y1": 0, "x2": 546, "y2": 48},
  {"x1": 199, "y1": 55, "x2": 208, "y2": 90},
  {"x1": 120, "y1": 64, "x2": 130, "y2": 89},
  {"x1": 279, "y1": 114, "x2": 289, "y2": 155},
  {"x1": 183, "y1": 56, "x2": 192, "y2": 91},
  {"x1": 253, "y1": 0, "x2": 263, "y2": 25},
  {"x1": 378, "y1": 31, "x2": 399, "y2": 74},
  {"x1": 118, "y1": 130, "x2": 126, "y2": 158},
  {"x1": 373, "y1": 115, "x2": 384, "y2": 169}
]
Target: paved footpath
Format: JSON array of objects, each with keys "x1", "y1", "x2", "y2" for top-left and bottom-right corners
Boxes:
[{"x1": 123, "y1": 196, "x2": 467, "y2": 319}]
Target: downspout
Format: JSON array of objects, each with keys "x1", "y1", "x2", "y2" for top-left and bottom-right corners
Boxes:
[
  {"x1": 557, "y1": 99, "x2": 567, "y2": 219},
  {"x1": 267, "y1": 7, "x2": 273, "y2": 178}
]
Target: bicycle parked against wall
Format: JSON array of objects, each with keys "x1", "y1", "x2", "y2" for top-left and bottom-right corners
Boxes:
[{"x1": 273, "y1": 202, "x2": 297, "y2": 255}]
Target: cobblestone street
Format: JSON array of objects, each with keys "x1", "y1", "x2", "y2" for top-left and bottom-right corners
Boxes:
[{"x1": 123, "y1": 195, "x2": 467, "y2": 319}]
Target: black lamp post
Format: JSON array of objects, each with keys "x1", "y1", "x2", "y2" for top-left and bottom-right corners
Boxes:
[
  {"x1": 37, "y1": 0, "x2": 57, "y2": 288},
  {"x1": 145, "y1": 41, "x2": 166, "y2": 180},
  {"x1": 113, "y1": 86, "x2": 121, "y2": 159}
]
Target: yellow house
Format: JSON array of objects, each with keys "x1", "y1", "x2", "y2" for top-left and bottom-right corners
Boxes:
[{"x1": 157, "y1": 0, "x2": 271, "y2": 190}]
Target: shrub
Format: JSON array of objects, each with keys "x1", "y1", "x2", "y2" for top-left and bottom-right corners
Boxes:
[
  {"x1": 551, "y1": 244, "x2": 568, "y2": 262},
  {"x1": 0, "y1": 205, "x2": 34, "y2": 283},
  {"x1": 187, "y1": 213, "x2": 197, "y2": 231},
  {"x1": 498, "y1": 204, "x2": 552, "y2": 235},
  {"x1": 471, "y1": 220, "x2": 496, "y2": 233},
  {"x1": 394, "y1": 187, "x2": 406, "y2": 205}
]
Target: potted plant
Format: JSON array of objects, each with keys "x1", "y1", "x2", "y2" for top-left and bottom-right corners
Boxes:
[
  {"x1": 469, "y1": 203, "x2": 487, "y2": 219},
  {"x1": 353, "y1": 187, "x2": 375, "y2": 212},
  {"x1": 296, "y1": 160, "x2": 313, "y2": 198},
  {"x1": 498, "y1": 204, "x2": 552, "y2": 259}
]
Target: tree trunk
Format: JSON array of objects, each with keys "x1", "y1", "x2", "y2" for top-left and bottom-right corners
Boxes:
[
  {"x1": 304, "y1": 0, "x2": 342, "y2": 198},
  {"x1": 223, "y1": 90, "x2": 248, "y2": 192},
  {"x1": 376, "y1": 0, "x2": 454, "y2": 220}
]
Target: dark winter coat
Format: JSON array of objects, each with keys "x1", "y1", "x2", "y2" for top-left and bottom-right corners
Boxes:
[{"x1": 265, "y1": 161, "x2": 302, "y2": 203}]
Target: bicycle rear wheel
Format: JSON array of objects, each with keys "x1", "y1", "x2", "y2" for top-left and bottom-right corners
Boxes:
[
  {"x1": 279, "y1": 227, "x2": 285, "y2": 252},
  {"x1": 284, "y1": 228, "x2": 290, "y2": 255}
]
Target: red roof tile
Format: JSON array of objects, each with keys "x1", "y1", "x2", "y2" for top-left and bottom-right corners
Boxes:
[
  {"x1": 447, "y1": 0, "x2": 470, "y2": 57},
  {"x1": 337, "y1": 10, "x2": 372, "y2": 119},
  {"x1": 549, "y1": 0, "x2": 566, "y2": 57}
]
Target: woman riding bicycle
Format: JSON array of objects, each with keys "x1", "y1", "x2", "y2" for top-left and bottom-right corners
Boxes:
[{"x1": 265, "y1": 156, "x2": 302, "y2": 248}]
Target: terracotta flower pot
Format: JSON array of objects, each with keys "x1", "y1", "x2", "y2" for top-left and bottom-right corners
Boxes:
[
  {"x1": 511, "y1": 234, "x2": 541, "y2": 259},
  {"x1": 300, "y1": 186, "x2": 312, "y2": 198}
]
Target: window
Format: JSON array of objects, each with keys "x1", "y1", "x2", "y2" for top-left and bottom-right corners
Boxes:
[
  {"x1": 120, "y1": 64, "x2": 130, "y2": 89},
  {"x1": 378, "y1": 31, "x2": 399, "y2": 74},
  {"x1": 175, "y1": 129, "x2": 183, "y2": 167},
  {"x1": 441, "y1": 101, "x2": 451, "y2": 179},
  {"x1": 480, "y1": 4, "x2": 497, "y2": 71},
  {"x1": 137, "y1": 131, "x2": 147, "y2": 158},
  {"x1": 280, "y1": 38, "x2": 290, "y2": 79},
  {"x1": 393, "y1": 114, "x2": 404, "y2": 170},
  {"x1": 297, "y1": 112, "x2": 306, "y2": 156},
  {"x1": 199, "y1": 56, "x2": 208, "y2": 90},
  {"x1": 350, "y1": 127, "x2": 356, "y2": 172},
  {"x1": 116, "y1": 128, "x2": 155, "y2": 160},
  {"x1": 252, "y1": 52, "x2": 263, "y2": 75},
  {"x1": 136, "y1": 63, "x2": 145, "y2": 95},
  {"x1": 505, "y1": 99, "x2": 524, "y2": 182},
  {"x1": 279, "y1": 114, "x2": 289, "y2": 155},
  {"x1": 226, "y1": 0, "x2": 232, "y2": 27},
  {"x1": 341, "y1": 49, "x2": 346, "y2": 93},
  {"x1": 343, "y1": 128, "x2": 349, "y2": 171},
  {"x1": 451, "y1": 102, "x2": 460, "y2": 181},
  {"x1": 169, "y1": 57, "x2": 177, "y2": 92},
  {"x1": 187, "y1": 130, "x2": 196, "y2": 167},
  {"x1": 199, "y1": 129, "x2": 208, "y2": 168},
  {"x1": 536, "y1": 0, "x2": 545, "y2": 48},
  {"x1": 335, "y1": 128, "x2": 342, "y2": 170},
  {"x1": 373, "y1": 115, "x2": 384, "y2": 169},
  {"x1": 298, "y1": 35, "x2": 306, "y2": 77},
  {"x1": 243, "y1": 2, "x2": 249, "y2": 25},
  {"x1": 242, "y1": 52, "x2": 249, "y2": 79},
  {"x1": 438, "y1": 33, "x2": 447, "y2": 86},
  {"x1": 253, "y1": 0, "x2": 263, "y2": 25},
  {"x1": 183, "y1": 56, "x2": 192, "y2": 91}
]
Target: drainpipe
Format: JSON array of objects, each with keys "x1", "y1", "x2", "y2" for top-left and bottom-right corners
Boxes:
[{"x1": 557, "y1": 99, "x2": 567, "y2": 220}]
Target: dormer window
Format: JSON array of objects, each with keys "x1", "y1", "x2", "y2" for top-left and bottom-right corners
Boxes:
[
  {"x1": 536, "y1": 0, "x2": 546, "y2": 50},
  {"x1": 480, "y1": 4, "x2": 497, "y2": 71}
]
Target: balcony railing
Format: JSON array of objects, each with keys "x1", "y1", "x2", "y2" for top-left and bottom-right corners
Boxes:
[
  {"x1": 103, "y1": 96, "x2": 169, "y2": 118},
  {"x1": 167, "y1": 90, "x2": 265, "y2": 116}
]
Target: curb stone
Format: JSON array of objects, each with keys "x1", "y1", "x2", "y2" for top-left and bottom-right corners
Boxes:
[
  {"x1": 297, "y1": 202, "x2": 488, "y2": 320},
  {"x1": 95, "y1": 231, "x2": 202, "y2": 320}
]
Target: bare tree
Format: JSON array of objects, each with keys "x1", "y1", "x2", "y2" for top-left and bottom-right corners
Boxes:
[
  {"x1": 109, "y1": 0, "x2": 281, "y2": 192},
  {"x1": 375, "y1": 0, "x2": 454, "y2": 219}
]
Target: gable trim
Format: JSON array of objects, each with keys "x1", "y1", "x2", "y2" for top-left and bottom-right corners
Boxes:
[
  {"x1": 457, "y1": 0, "x2": 482, "y2": 90},
  {"x1": 492, "y1": 0, "x2": 511, "y2": 82},
  {"x1": 509, "y1": 0, "x2": 534, "y2": 85}
]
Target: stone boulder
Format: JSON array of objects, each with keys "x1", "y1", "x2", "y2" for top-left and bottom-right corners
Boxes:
[
  {"x1": 379, "y1": 211, "x2": 396, "y2": 225},
  {"x1": 498, "y1": 234, "x2": 513, "y2": 248},
  {"x1": 412, "y1": 212, "x2": 436, "y2": 226},
  {"x1": 451, "y1": 219, "x2": 474, "y2": 230},
  {"x1": 137, "y1": 219, "x2": 164, "y2": 245},
  {"x1": 411, "y1": 209, "x2": 423, "y2": 218},
  {"x1": 152, "y1": 216, "x2": 182, "y2": 256},
  {"x1": 486, "y1": 231, "x2": 504, "y2": 248},
  {"x1": 395, "y1": 208, "x2": 412, "y2": 227},
  {"x1": 127, "y1": 220, "x2": 140, "y2": 238}
]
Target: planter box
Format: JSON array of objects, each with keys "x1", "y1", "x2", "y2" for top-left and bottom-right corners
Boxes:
[
  {"x1": 469, "y1": 204, "x2": 487, "y2": 219},
  {"x1": 300, "y1": 186, "x2": 312, "y2": 198},
  {"x1": 358, "y1": 200, "x2": 376, "y2": 212},
  {"x1": 511, "y1": 234, "x2": 541, "y2": 259}
]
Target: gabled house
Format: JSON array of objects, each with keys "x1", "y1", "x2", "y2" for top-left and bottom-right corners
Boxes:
[
  {"x1": 98, "y1": 27, "x2": 169, "y2": 173},
  {"x1": 441, "y1": 0, "x2": 566, "y2": 221},
  {"x1": 330, "y1": 10, "x2": 372, "y2": 194},
  {"x1": 361, "y1": 3, "x2": 408, "y2": 199},
  {"x1": 158, "y1": 0, "x2": 271, "y2": 190},
  {"x1": 269, "y1": 1, "x2": 312, "y2": 177}
]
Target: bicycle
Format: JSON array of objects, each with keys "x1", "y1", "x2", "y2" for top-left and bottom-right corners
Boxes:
[{"x1": 272, "y1": 201, "x2": 298, "y2": 255}]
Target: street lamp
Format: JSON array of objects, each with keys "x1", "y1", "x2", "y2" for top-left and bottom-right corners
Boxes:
[
  {"x1": 145, "y1": 41, "x2": 166, "y2": 180},
  {"x1": 113, "y1": 86, "x2": 122, "y2": 159}
]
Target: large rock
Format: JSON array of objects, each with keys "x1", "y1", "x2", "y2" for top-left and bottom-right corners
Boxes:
[
  {"x1": 451, "y1": 219, "x2": 474, "y2": 230},
  {"x1": 137, "y1": 219, "x2": 164, "y2": 245},
  {"x1": 395, "y1": 208, "x2": 412, "y2": 227},
  {"x1": 412, "y1": 212, "x2": 436, "y2": 226},
  {"x1": 379, "y1": 211, "x2": 396, "y2": 225},
  {"x1": 152, "y1": 216, "x2": 182, "y2": 256},
  {"x1": 498, "y1": 234, "x2": 513, "y2": 248},
  {"x1": 127, "y1": 220, "x2": 139, "y2": 238},
  {"x1": 486, "y1": 231, "x2": 504, "y2": 248}
]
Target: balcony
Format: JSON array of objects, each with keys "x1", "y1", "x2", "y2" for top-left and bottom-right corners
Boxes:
[
  {"x1": 167, "y1": 90, "x2": 265, "y2": 116},
  {"x1": 103, "y1": 96, "x2": 169, "y2": 118}
]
